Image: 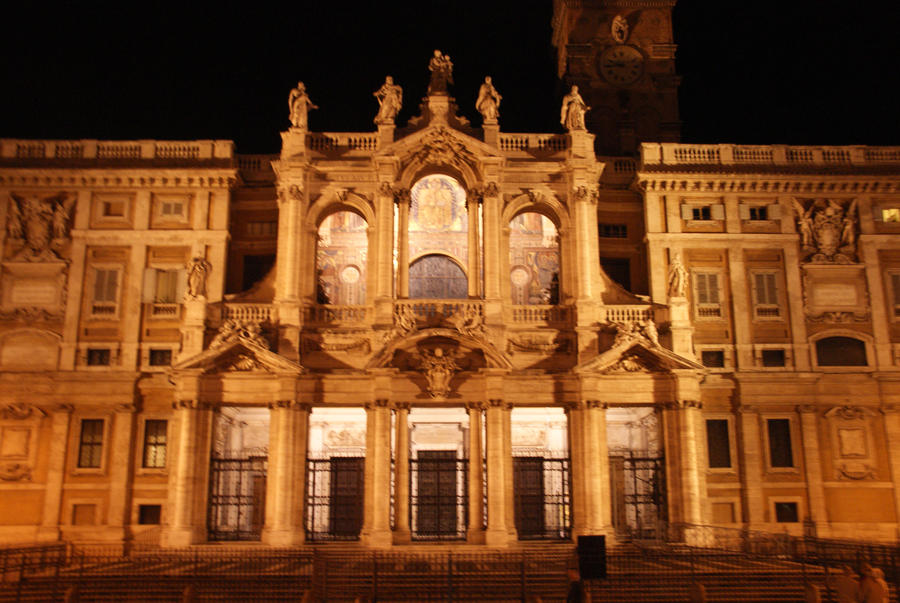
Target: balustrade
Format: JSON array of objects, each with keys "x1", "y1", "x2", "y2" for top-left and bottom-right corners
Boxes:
[
  {"x1": 224, "y1": 303, "x2": 274, "y2": 324},
  {"x1": 1, "y1": 139, "x2": 232, "y2": 160}
]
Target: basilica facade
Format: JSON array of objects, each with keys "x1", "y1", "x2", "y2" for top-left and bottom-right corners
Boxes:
[{"x1": 1, "y1": 0, "x2": 900, "y2": 549}]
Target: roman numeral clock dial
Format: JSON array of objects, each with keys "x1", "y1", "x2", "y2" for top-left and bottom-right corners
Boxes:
[{"x1": 598, "y1": 45, "x2": 644, "y2": 86}]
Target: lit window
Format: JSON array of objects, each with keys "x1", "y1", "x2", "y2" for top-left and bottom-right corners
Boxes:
[
  {"x1": 767, "y1": 419, "x2": 794, "y2": 468},
  {"x1": 78, "y1": 419, "x2": 104, "y2": 468},
  {"x1": 142, "y1": 420, "x2": 168, "y2": 468},
  {"x1": 882, "y1": 208, "x2": 900, "y2": 223}
]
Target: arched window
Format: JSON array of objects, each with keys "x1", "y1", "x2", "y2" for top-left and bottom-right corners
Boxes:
[
  {"x1": 815, "y1": 336, "x2": 867, "y2": 366},
  {"x1": 509, "y1": 212, "x2": 560, "y2": 305},
  {"x1": 407, "y1": 174, "x2": 469, "y2": 299},
  {"x1": 316, "y1": 210, "x2": 367, "y2": 304}
]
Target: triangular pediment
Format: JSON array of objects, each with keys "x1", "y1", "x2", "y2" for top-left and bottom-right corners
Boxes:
[
  {"x1": 379, "y1": 124, "x2": 502, "y2": 166},
  {"x1": 172, "y1": 339, "x2": 304, "y2": 376},
  {"x1": 575, "y1": 339, "x2": 703, "y2": 375}
]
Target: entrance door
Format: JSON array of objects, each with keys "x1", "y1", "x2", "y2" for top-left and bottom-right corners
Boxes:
[
  {"x1": 329, "y1": 457, "x2": 364, "y2": 537},
  {"x1": 611, "y1": 455, "x2": 666, "y2": 541},
  {"x1": 207, "y1": 455, "x2": 267, "y2": 541},
  {"x1": 514, "y1": 457, "x2": 545, "y2": 537},
  {"x1": 412, "y1": 451, "x2": 465, "y2": 539}
]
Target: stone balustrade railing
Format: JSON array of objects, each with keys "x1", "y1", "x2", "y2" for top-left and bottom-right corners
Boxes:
[
  {"x1": 498, "y1": 133, "x2": 568, "y2": 153},
  {"x1": 224, "y1": 303, "x2": 274, "y2": 323},
  {"x1": 236, "y1": 154, "x2": 277, "y2": 172},
  {"x1": 599, "y1": 305, "x2": 657, "y2": 324},
  {"x1": 1, "y1": 139, "x2": 234, "y2": 161},
  {"x1": 510, "y1": 305, "x2": 571, "y2": 325},
  {"x1": 307, "y1": 133, "x2": 378, "y2": 152},
  {"x1": 641, "y1": 142, "x2": 900, "y2": 168}
]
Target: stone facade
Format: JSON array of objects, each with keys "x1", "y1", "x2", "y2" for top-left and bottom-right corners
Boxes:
[{"x1": 2, "y1": 5, "x2": 900, "y2": 548}]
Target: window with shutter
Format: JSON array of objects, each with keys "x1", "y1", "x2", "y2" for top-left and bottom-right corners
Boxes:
[
  {"x1": 693, "y1": 272, "x2": 722, "y2": 318},
  {"x1": 91, "y1": 268, "x2": 119, "y2": 316},
  {"x1": 752, "y1": 271, "x2": 780, "y2": 318},
  {"x1": 155, "y1": 270, "x2": 178, "y2": 303}
]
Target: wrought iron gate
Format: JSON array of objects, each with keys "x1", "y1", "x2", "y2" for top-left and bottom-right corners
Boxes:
[
  {"x1": 614, "y1": 455, "x2": 666, "y2": 541},
  {"x1": 513, "y1": 456, "x2": 571, "y2": 540},
  {"x1": 410, "y1": 451, "x2": 468, "y2": 540},
  {"x1": 207, "y1": 455, "x2": 267, "y2": 541},
  {"x1": 306, "y1": 456, "x2": 364, "y2": 541}
]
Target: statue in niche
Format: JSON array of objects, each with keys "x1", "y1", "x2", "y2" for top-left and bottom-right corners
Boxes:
[
  {"x1": 560, "y1": 86, "x2": 590, "y2": 131},
  {"x1": 288, "y1": 81, "x2": 318, "y2": 129},
  {"x1": 373, "y1": 76, "x2": 403, "y2": 124},
  {"x1": 475, "y1": 76, "x2": 502, "y2": 123},
  {"x1": 419, "y1": 347, "x2": 458, "y2": 398},
  {"x1": 667, "y1": 251, "x2": 688, "y2": 298},
  {"x1": 427, "y1": 50, "x2": 454, "y2": 95},
  {"x1": 791, "y1": 198, "x2": 859, "y2": 263},
  {"x1": 611, "y1": 14, "x2": 629, "y2": 43},
  {"x1": 6, "y1": 193, "x2": 74, "y2": 261},
  {"x1": 187, "y1": 257, "x2": 212, "y2": 299}
]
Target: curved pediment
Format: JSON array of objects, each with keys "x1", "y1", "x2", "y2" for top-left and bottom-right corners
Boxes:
[
  {"x1": 575, "y1": 339, "x2": 704, "y2": 375},
  {"x1": 368, "y1": 327, "x2": 512, "y2": 371}
]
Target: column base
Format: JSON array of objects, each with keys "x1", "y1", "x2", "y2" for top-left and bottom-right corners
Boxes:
[
  {"x1": 484, "y1": 528, "x2": 510, "y2": 547},
  {"x1": 262, "y1": 528, "x2": 306, "y2": 547},
  {"x1": 36, "y1": 526, "x2": 62, "y2": 542},
  {"x1": 466, "y1": 528, "x2": 485, "y2": 545},
  {"x1": 392, "y1": 528, "x2": 412, "y2": 545},
  {"x1": 361, "y1": 529, "x2": 393, "y2": 548}
]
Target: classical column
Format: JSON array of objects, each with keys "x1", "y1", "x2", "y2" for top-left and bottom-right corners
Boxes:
[
  {"x1": 108, "y1": 403, "x2": 137, "y2": 542},
  {"x1": 361, "y1": 399, "x2": 392, "y2": 547},
  {"x1": 679, "y1": 401, "x2": 706, "y2": 526},
  {"x1": 466, "y1": 402, "x2": 485, "y2": 543},
  {"x1": 481, "y1": 189, "x2": 502, "y2": 301},
  {"x1": 466, "y1": 195, "x2": 482, "y2": 298},
  {"x1": 860, "y1": 241, "x2": 894, "y2": 368},
  {"x1": 263, "y1": 400, "x2": 310, "y2": 546},
  {"x1": 396, "y1": 190, "x2": 411, "y2": 298},
  {"x1": 585, "y1": 401, "x2": 614, "y2": 537},
  {"x1": 38, "y1": 405, "x2": 73, "y2": 541},
  {"x1": 503, "y1": 401, "x2": 516, "y2": 539},
  {"x1": 162, "y1": 400, "x2": 211, "y2": 547},
  {"x1": 484, "y1": 399, "x2": 511, "y2": 546},
  {"x1": 737, "y1": 404, "x2": 765, "y2": 528},
  {"x1": 566, "y1": 402, "x2": 589, "y2": 537},
  {"x1": 393, "y1": 403, "x2": 411, "y2": 543},
  {"x1": 881, "y1": 405, "x2": 900, "y2": 539},
  {"x1": 797, "y1": 405, "x2": 829, "y2": 536}
]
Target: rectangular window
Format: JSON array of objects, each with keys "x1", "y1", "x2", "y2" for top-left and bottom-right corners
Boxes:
[
  {"x1": 142, "y1": 420, "x2": 167, "y2": 468},
  {"x1": 160, "y1": 201, "x2": 184, "y2": 217},
  {"x1": 882, "y1": 208, "x2": 900, "y2": 223},
  {"x1": 93, "y1": 268, "x2": 119, "y2": 303},
  {"x1": 749, "y1": 206, "x2": 768, "y2": 221},
  {"x1": 154, "y1": 270, "x2": 179, "y2": 303},
  {"x1": 86, "y1": 348, "x2": 111, "y2": 366},
  {"x1": 102, "y1": 200, "x2": 125, "y2": 217},
  {"x1": 701, "y1": 350, "x2": 725, "y2": 368},
  {"x1": 706, "y1": 420, "x2": 731, "y2": 468},
  {"x1": 762, "y1": 349, "x2": 786, "y2": 367},
  {"x1": 693, "y1": 272, "x2": 722, "y2": 318},
  {"x1": 692, "y1": 206, "x2": 711, "y2": 221},
  {"x1": 598, "y1": 223, "x2": 628, "y2": 238},
  {"x1": 767, "y1": 419, "x2": 794, "y2": 468},
  {"x1": 752, "y1": 272, "x2": 780, "y2": 318},
  {"x1": 77, "y1": 419, "x2": 104, "y2": 468},
  {"x1": 890, "y1": 273, "x2": 900, "y2": 318},
  {"x1": 246, "y1": 221, "x2": 278, "y2": 237},
  {"x1": 138, "y1": 504, "x2": 162, "y2": 525},
  {"x1": 148, "y1": 349, "x2": 172, "y2": 366},
  {"x1": 774, "y1": 502, "x2": 799, "y2": 523}
]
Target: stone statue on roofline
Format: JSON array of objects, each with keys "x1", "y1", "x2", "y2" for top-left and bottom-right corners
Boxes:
[
  {"x1": 427, "y1": 50, "x2": 453, "y2": 95},
  {"x1": 373, "y1": 76, "x2": 403, "y2": 124},
  {"x1": 475, "y1": 76, "x2": 502, "y2": 123},
  {"x1": 560, "y1": 85, "x2": 590, "y2": 131},
  {"x1": 288, "y1": 81, "x2": 318, "y2": 129}
]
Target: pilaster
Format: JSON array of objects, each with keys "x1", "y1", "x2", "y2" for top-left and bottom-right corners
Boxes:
[
  {"x1": 797, "y1": 405, "x2": 829, "y2": 536},
  {"x1": 484, "y1": 399, "x2": 511, "y2": 546},
  {"x1": 107, "y1": 403, "x2": 137, "y2": 542},
  {"x1": 161, "y1": 399, "x2": 211, "y2": 547},
  {"x1": 38, "y1": 404, "x2": 73, "y2": 541},
  {"x1": 466, "y1": 402, "x2": 485, "y2": 543},
  {"x1": 584, "y1": 400, "x2": 614, "y2": 538},
  {"x1": 881, "y1": 405, "x2": 900, "y2": 539},
  {"x1": 263, "y1": 400, "x2": 310, "y2": 546},
  {"x1": 361, "y1": 399, "x2": 392, "y2": 547},
  {"x1": 727, "y1": 246, "x2": 753, "y2": 369},
  {"x1": 737, "y1": 404, "x2": 765, "y2": 527},
  {"x1": 393, "y1": 403, "x2": 412, "y2": 544}
]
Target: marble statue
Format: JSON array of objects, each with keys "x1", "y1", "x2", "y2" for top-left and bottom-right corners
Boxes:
[
  {"x1": 475, "y1": 76, "x2": 502, "y2": 123},
  {"x1": 427, "y1": 50, "x2": 453, "y2": 95},
  {"x1": 667, "y1": 252, "x2": 688, "y2": 298},
  {"x1": 288, "y1": 81, "x2": 318, "y2": 129},
  {"x1": 611, "y1": 14, "x2": 629, "y2": 43},
  {"x1": 560, "y1": 86, "x2": 589, "y2": 131},
  {"x1": 187, "y1": 257, "x2": 212, "y2": 298},
  {"x1": 420, "y1": 346, "x2": 458, "y2": 398},
  {"x1": 373, "y1": 76, "x2": 403, "y2": 124}
]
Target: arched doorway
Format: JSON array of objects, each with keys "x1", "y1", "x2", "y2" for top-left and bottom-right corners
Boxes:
[{"x1": 409, "y1": 254, "x2": 468, "y2": 299}]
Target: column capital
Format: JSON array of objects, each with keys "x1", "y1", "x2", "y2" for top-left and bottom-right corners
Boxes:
[
  {"x1": 466, "y1": 401, "x2": 486, "y2": 412},
  {"x1": 172, "y1": 399, "x2": 205, "y2": 410},
  {"x1": 487, "y1": 398, "x2": 511, "y2": 410},
  {"x1": 268, "y1": 400, "x2": 311, "y2": 412},
  {"x1": 54, "y1": 403, "x2": 74, "y2": 414},
  {"x1": 586, "y1": 400, "x2": 608, "y2": 409},
  {"x1": 881, "y1": 404, "x2": 900, "y2": 415},
  {"x1": 393, "y1": 402, "x2": 411, "y2": 411},
  {"x1": 114, "y1": 403, "x2": 138, "y2": 414},
  {"x1": 796, "y1": 404, "x2": 819, "y2": 415},
  {"x1": 662, "y1": 400, "x2": 702, "y2": 410},
  {"x1": 366, "y1": 398, "x2": 392, "y2": 409},
  {"x1": 735, "y1": 403, "x2": 759, "y2": 415}
]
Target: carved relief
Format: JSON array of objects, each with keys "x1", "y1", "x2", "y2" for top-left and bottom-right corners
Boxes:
[
  {"x1": 325, "y1": 428, "x2": 365, "y2": 448},
  {"x1": 303, "y1": 331, "x2": 371, "y2": 354},
  {"x1": 5, "y1": 193, "x2": 74, "y2": 262},
  {"x1": 0, "y1": 463, "x2": 32, "y2": 481},
  {"x1": 449, "y1": 305, "x2": 485, "y2": 340},
  {"x1": 1, "y1": 403, "x2": 46, "y2": 420},
  {"x1": 825, "y1": 405, "x2": 878, "y2": 480},
  {"x1": 609, "y1": 319, "x2": 659, "y2": 348},
  {"x1": 507, "y1": 332, "x2": 569, "y2": 354},
  {"x1": 415, "y1": 346, "x2": 459, "y2": 398},
  {"x1": 792, "y1": 198, "x2": 858, "y2": 263},
  {"x1": 409, "y1": 127, "x2": 476, "y2": 171},
  {"x1": 604, "y1": 353, "x2": 647, "y2": 373},
  {"x1": 209, "y1": 319, "x2": 270, "y2": 350}
]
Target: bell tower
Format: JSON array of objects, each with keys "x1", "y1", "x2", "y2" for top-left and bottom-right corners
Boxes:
[{"x1": 552, "y1": 0, "x2": 681, "y2": 155}]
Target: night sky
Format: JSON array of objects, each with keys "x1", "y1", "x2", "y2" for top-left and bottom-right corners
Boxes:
[{"x1": 1, "y1": 2, "x2": 898, "y2": 153}]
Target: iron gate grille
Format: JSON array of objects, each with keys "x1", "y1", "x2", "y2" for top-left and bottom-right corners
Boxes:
[
  {"x1": 410, "y1": 452, "x2": 468, "y2": 541},
  {"x1": 306, "y1": 457, "x2": 364, "y2": 541},
  {"x1": 513, "y1": 456, "x2": 571, "y2": 540},
  {"x1": 623, "y1": 455, "x2": 666, "y2": 541},
  {"x1": 207, "y1": 456, "x2": 267, "y2": 541}
]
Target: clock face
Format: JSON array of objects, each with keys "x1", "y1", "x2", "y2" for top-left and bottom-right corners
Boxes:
[{"x1": 598, "y1": 45, "x2": 644, "y2": 86}]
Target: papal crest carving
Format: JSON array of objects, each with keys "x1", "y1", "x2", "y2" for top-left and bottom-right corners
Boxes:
[
  {"x1": 792, "y1": 198, "x2": 858, "y2": 263},
  {"x1": 6, "y1": 193, "x2": 74, "y2": 262},
  {"x1": 409, "y1": 127, "x2": 476, "y2": 170}
]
